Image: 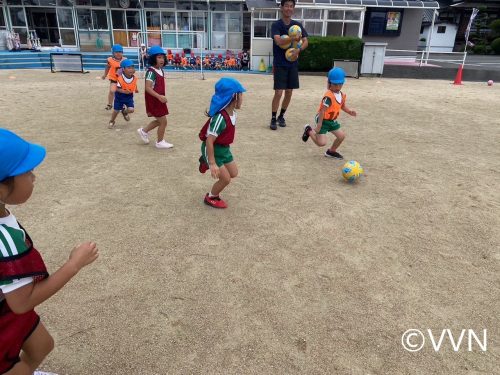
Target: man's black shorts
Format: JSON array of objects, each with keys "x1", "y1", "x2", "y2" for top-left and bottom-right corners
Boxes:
[{"x1": 273, "y1": 65, "x2": 299, "y2": 90}]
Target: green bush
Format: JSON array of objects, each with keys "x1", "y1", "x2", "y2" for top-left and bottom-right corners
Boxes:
[
  {"x1": 473, "y1": 44, "x2": 487, "y2": 54},
  {"x1": 490, "y1": 19, "x2": 500, "y2": 35},
  {"x1": 298, "y1": 36, "x2": 363, "y2": 71},
  {"x1": 492, "y1": 37, "x2": 500, "y2": 54}
]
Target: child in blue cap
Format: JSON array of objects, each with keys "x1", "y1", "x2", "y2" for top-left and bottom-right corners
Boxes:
[
  {"x1": 102, "y1": 44, "x2": 126, "y2": 110},
  {"x1": 198, "y1": 77, "x2": 246, "y2": 208},
  {"x1": 0, "y1": 129, "x2": 98, "y2": 374},
  {"x1": 137, "y1": 46, "x2": 173, "y2": 149},
  {"x1": 301, "y1": 67, "x2": 356, "y2": 159},
  {"x1": 108, "y1": 59, "x2": 139, "y2": 129}
]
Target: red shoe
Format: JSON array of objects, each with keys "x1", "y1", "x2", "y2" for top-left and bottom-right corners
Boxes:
[
  {"x1": 204, "y1": 193, "x2": 227, "y2": 208},
  {"x1": 199, "y1": 156, "x2": 209, "y2": 174}
]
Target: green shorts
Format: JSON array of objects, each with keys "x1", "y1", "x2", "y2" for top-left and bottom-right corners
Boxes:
[
  {"x1": 315, "y1": 114, "x2": 341, "y2": 134},
  {"x1": 201, "y1": 142, "x2": 233, "y2": 167}
]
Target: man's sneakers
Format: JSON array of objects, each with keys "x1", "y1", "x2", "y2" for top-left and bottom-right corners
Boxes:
[
  {"x1": 204, "y1": 193, "x2": 227, "y2": 208},
  {"x1": 324, "y1": 149, "x2": 344, "y2": 159},
  {"x1": 270, "y1": 118, "x2": 277, "y2": 130},
  {"x1": 156, "y1": 140, "x2": 174, "y2": 149},
  {"x1": 199, "y1": 156, "x2": 209, "y2": 174},
  {"x1": 302, "y1": 124, "x2": 312, "y2": 142},
  {"x1": 121, "y1": 106, "x2": 130, "y2": 121},
  {"x1": 137, "y1": 128, "x2": 150, "y2": 144},
  {"x1": 270, "y1": 117, "x2": 286, "y2": 130},
  {"x1": 277, "y1": 116, "x2": 286, "y2": 127},
  {"x1": 108, "y1": 121, "x2": 115, "y2": 129}
]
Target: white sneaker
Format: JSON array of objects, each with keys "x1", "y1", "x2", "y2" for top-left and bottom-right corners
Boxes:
[
  {"x1": 137, "y1": 128, "x2": 149, "y2": 144},
  {"x1": 155, "y1": 140, "x2": 174, "y2": 149},
  {"x1": 34, "y1": 371, "x2": 59, "y2": 375}
]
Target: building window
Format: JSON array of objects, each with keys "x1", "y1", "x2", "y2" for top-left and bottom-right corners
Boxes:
[
  {"x1": 304, "y1": 20, "x2": 322, "y2": 36},
  {"x1": 111, "y1": 9, "x2": 141, "y2": 46},
  {"x1": 364, "y1": 9, "x2": 403, "y2": 36},
  {"x1": 437, "y1": 25, "x2": 446, "y2": 33},
  {"x1": 254, "y1": 20, "x2": 273, "y2": 38},
  {"x1": 0, "y1": 8, "x2": 6, "y2": 29}
]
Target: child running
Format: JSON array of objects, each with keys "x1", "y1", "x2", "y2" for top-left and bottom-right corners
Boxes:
[
  {"x1": 102, "y1": 44, "x2": 126, "y2": 110},
  {"x1": 108, "y1": 59, "x2": 138, "y2": 129},
  {"x1": 198, "y1": 77, "x2": 246, "y2": 208},
  {"x1": 136, "y1": 46, "x2": 173, "y2": 149},
  {"x1": 0, "y1": 128, "x2": 98, "y2": 375},
  {"x1": 301, "y1": 67, "x2": 356, "y2": 159}
]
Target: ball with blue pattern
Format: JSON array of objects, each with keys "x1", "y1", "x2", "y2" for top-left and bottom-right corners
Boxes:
[{"x1": 342, "y1": 160, "x2": 363, "y2": 182}]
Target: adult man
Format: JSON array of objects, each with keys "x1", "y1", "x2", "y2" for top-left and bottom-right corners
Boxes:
[{"x1": 270, "y1": 0, "x2": 308, "y2": 130}]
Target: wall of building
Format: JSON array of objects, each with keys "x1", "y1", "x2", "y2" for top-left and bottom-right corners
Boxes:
[
  {"x1": 251, "y1": 38, "x2": 272, "y2": 71},
  {"x1": 420, "y1": 23, "x2": 458, "y2": 53},
  {"x1": 363, "y1": 8, "x2": 424, "y2": 53}
]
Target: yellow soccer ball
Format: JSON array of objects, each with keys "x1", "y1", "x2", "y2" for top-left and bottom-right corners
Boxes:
[
  {"x1": 288, "y1": 25, "x2": 302, "y2": 39},
  {"x1": 279, "y1": 35, "x2": 291, "y2": 49},
  {"x1": 342, "y1": 160, "x2": 364, "y2": 182},
  {"x1": 285, "y1": 48, "x2": 298, "y2": 62},
  {"x1": 292, "y1": 40, "x2": 302, "y2": 50}
]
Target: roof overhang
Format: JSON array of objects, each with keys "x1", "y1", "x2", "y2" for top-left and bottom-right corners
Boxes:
[{"x1": 246, "y1": 0, "x2": 439, "y2": 9}]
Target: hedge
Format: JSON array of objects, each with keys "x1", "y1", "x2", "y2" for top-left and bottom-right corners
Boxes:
[
  {"x1": 491, "y1": 37, "x2": 500, "y2": 54},
  {"x1": 298, "y1": 36, "x2": 363, "y2": 71}
]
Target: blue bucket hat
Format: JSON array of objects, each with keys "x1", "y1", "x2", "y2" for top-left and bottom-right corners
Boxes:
[
  {"x1": 120, "y1": 59, "x2": 134, "y2": 68},
  {"x1": 328, "y1": 67, "x2": 345, "y2": 84},
  {"x1": 0, "y1": 128, "x2": 46, "y2": 182},
  {"x1": 112, "y1": 44, "x2": 123, "y2": 53},
  {"x1": 149, "y1": 46, "x2": 165, "y2": 56},
  {"x1": 208, "y1": 77, "x2": 246, "y2": 117}
]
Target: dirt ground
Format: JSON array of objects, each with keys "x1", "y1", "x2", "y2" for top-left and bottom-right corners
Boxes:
[{"x1": 0, "y1": 69, "x2": 499, "y2": 375}]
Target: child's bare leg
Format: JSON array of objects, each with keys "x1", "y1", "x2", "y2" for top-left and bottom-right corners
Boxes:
[
  {"x1": 126, "y1": 107, "x2": 135, "y2": 114},
  {"x1": 224, "y1": 161, "x2": 238, "y2": 179},
  {"x1": 4, "y1": 362, "x2": 31, "y2": 375},
  {"x1": 107, "y1": 83, "x2": 114, "y2": 107},
  {"x1": 329, "y1": 129, "x2": 345, "y2": 152},
  {"x1": 156, "y1": 116, "x2": 167, "y2": 142},
  {"x1": 109, "y1": 110, "x2": 118, "y2": 122},
  {"x1": 210, "y1": 165, "x2": 231, "y2": 196},
  {"x1": 5, "y1": 323, "x2": 55, "y2": 374},
  {"x1": 142, "y1": 119, "x2": 159, "y2": 133},
  {"x1": 309, "y1": 131, "x2": 327, "y2": 147}
]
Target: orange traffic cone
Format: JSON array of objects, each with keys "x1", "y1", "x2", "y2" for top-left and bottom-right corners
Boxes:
[{"x1": 453, "y1": 65, "x2": 463, "y2": 85}]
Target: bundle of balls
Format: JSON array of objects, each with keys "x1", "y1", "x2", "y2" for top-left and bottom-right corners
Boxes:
[{"x1": 279, "y1": 25, "x2": 302, "y2": 62}]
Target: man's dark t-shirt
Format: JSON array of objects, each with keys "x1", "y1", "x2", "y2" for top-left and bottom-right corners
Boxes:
[{"x1": 271, "y1": 19, "x2": 308, "y2": 67}]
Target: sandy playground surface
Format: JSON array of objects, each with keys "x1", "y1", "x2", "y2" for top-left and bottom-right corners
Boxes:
[{"x1": 0, "y1": 69, "x2": 499, "y2": 375}]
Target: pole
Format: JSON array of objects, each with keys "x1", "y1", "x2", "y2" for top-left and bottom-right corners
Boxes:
[{"x1": 425, "y1": 9, "x2": 437, "y2": 64}]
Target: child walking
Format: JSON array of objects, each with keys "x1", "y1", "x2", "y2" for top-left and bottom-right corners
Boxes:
[
  {"x1": 0, "y1": 128, "x2": 98, "y2": 375},
  {"x1": 198, "y1": 77, "x2": 246, "y2": 208},
  {"x1": 108, "y1": 59, "x2": 139, "y2": 129},
  {"x1": 301, "y1": 67, "x2": 356, "y2": 159},
  {"x1": 136, "y1": 46, "x2": 173, "y2": 149},
  {"x1": 101, "y1": 44, "x2": 126, "y2": 110}
]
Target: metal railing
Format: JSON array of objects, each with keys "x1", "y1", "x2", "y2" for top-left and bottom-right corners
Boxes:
[{"x1": 384, "y1": 49, "x2": 467, "y2": 67}]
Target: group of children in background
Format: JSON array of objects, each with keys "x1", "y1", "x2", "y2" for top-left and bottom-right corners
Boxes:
[
  {"x1": 138, "y1": 45, "x2": 251, "y2": 71},
  {"x1": 0, "y1": 42, "x2": 355, "y2": 374}
]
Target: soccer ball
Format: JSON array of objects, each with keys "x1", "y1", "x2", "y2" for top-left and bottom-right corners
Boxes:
[
  {"x1": 288, "y1": 25, "x2": 302, "y2": 39},
  {"x1": 285, "y1": 48, "x2": 298, "y2": 62},
  {"x1": 342, "y1": 160, "x2": 363, "y2": 182},
  {"x1": 292, "y1": 40, "x2": 302, "y2": 50},
  {"x1": 487, "y1": 80, "x2": 494, "y2": 86},
  {"x1": 279, "y1": 35, "x2": 291, "y2": 49}
]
